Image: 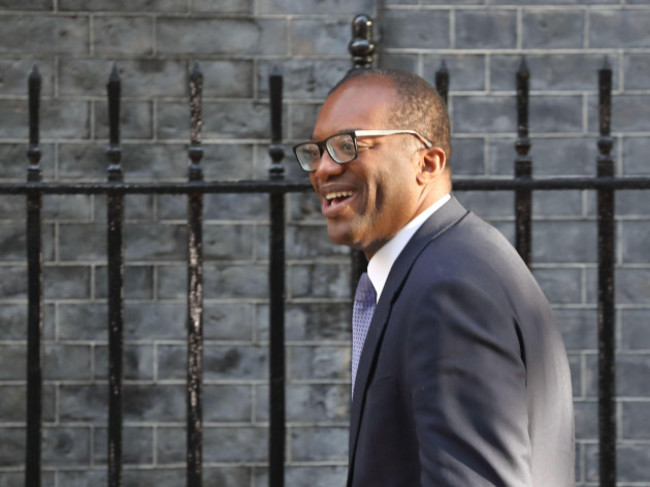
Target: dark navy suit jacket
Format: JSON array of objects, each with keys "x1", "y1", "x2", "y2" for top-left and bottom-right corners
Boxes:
[{"x1": 347, "y1": 197, "x2": 574, "y2": 487}]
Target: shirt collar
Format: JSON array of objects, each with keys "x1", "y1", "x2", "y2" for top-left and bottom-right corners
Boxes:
[{"x1": 367, "y1": 194, "x2": 451, "y2": 302}]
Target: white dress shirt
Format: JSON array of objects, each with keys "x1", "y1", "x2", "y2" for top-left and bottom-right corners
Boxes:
[{"x1": 367, "y1": 194, "x2": 451, "y2": 302}]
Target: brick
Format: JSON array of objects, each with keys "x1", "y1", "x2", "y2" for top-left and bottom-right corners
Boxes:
[
  {"x1": 491, "y1": 54, "x2": 619, "y2": 91},
  {"x1": 58, "y1": 142, "x2": 106, "y2": 181},
  {"x1": 382, "y1": 9, "x2": 450, "y2": 49},
  {"x1": 589, "y1": 9, "x2": 650, "y2": 48},
  {"x1": 290, "y1": 263, "x2": 351, "y2": 299},
  {"x1": 59, "y1": 0, "x2": 187, "y2": 11},
  {"x1": 422, "y1": 54, "x2": 486, "y2": 92},
  {"x1": 43, "y1": 427, "x2": 91, "y2": 466},
  {"x1": 616, "y1": 190, "x2": 650, "y2": 217},
  {"x1": 95, "y1": 101, "x2": 153, "y2": 140},
  {"x1": 203, "y1": 302, "x2": 255, "y2": 341},
  {"x1": 157, "y1": 426, "x2": 267, "y2": 463},
  {"x1": 621, "y1": 309, "x2": 650, "y2": 351},
  {"x1": 554, "y1": 308, "x2": 597, "y2": 351},
  {"x1": 257, "y1": 302, "x2": 351, "y2": 342},
  {"x1": 445, "y1": 138, "x2": 483, "y2": 176},
  {"x1": 0, "y1": 266, "x2": 27, "y2": 300},
  {"x1": 291, "y1": 426, "x2": 348, "y2": 461},
  {"x1": 193, "y1": 0, "x2": 252, "y2": 13},
  {"x1": 259, "y1": 60, "x2": 349, "y2": 101},
  {"x1": 125, "y1": 223, "x2": 186, "y2": 261},
  {"x1": 533, "y1": 190, "x2": 583, "y2": 218},
  {"x1": 93, "y1": 17, "x2": 153, "y2": 55},
  {"x1": 201, "y1": 143, "x2": 256, "y2": 180},
  {"x1": 522, "y1": 9, "x2": 584, "y2": 49},
  {"x1": 0, "y1": 143, "x2": 55, "y2": 180},
  {"x1": 532, "y1": 267, "x2": 582, "y2": 304},
  {"x1": 59, "y1": 384, "x2": 107, "y2": 422},
  {"x1": 0, "y1": 473, "x2": 54, "y2": 487},
  {"x1": 382, "y1": 52, "x2": 419, "y2": 72},
  {"x1": 289, "y1": 104, "x2": 321, "y2": 141},
  {"x1": 0, "y1": 428, "x2": 24, "y2": 466},
  {"x1": 622, "y1": 402, "x2": 650, "y2": 439},
  {"x1": 274, "y1": 225, "x2": 349, "y2": 260},
  {"x1": 157, "y1": 344, "x2": 268, "y2": 381},
  {"x1": 529, "y1": 95, "x2": 583, "y2": 134},
  {"x1": 43, "y1": 265, "x2": 90, "y2": 299},
  {"x1": 59, "y1": 59, "x2": 186, "y2": 98},
  {"x1": 93, "y1": 426, "x2": 153, "y2": 464},
  {"x1": 254, "y1": 466, "x2": 347, "y2": 487},
  {"x1": 624, "y1": 53, "x2": 650, "y2": 90},
  {"x1": 0, "y1": 59, "x2": 54, "y2": 97},
  {"x1": 616, "y1": 268, "x2": 650, "y2": 305},
  {"x1": 455, "y1": 10, "x2": 516, "y2": 49},
  {"x1": 93, "y1": 194, "x2": 154, "y2": 222},
  {"x1": 44, "y1": 344, "x2": 91, "y2": 380},
  {"x1": 492, "y1": 0, "x2": 615, "y2": 3},
  {"x1": 586, "y1": 443, "x2": 650, "y2": 483},
  {"x1": 573, "y1": 400, "x2": 597, "y2": 440},
  {"x1": 58, "y1": 223, "x2": 105, "y2": 261},
  {"x1": 453, "y1": 96, "x2": 516, "y2": 134},
  {"x1": 256, "y1": 384, "x2": 349, "y2": 423},
  {"x1": 290, "y1": 18, "x2": 351, "y2": 56},
  {"x1": 203, "y1": 224, "x2": 255, "y2": 260},
  {"x1": 290, "y1": 345, "x2": 349, "y2": 380},
  {"x1": 0, "y1": 100, "x2": 89, "y2": 139},
  {"x1": 617, "y1": 355, "x2": 650, "y2": 397},
  {"x1": 0, "y1": 304, "x2": 54, "y2": 340},
  {"x1": 532, "y1": 221, "x2": 597, "y2": 263},
  {"x1": 0, "y1": 16, "x2": 88, "y2": 54},
  {"x1": 0, "y1": 0, "x2": 51, "y2": 8},
  {"x1": 258, "y1": 0, "x2": 372, "y2": 14},
  {"x1": 622, "y1": 221, "x2": 650, "y2": 264},
  {"x1": 454, "y1": 191, "x2": 513, "y2": 219},
  {"x1": 197, "y1": 61, "x2": 254, "y2": 98},
  {"x1": 0, "y1": 345, "x2": 25, "y2": 379},
  {"x1": 42, "y1": 194, "x2": 93, "y2": 220},
  {"x1": 76, "y1": 467, "x2": 252, "y2": 487},
  {"x1": 0, "y1": 223, "x2": 55, "y2": 262},
  {"x1": 156, "y1": 18, "x2": 287, "y2": 56},
  {"x1": 94, "y1": 344, "x2": 154, "y2": 381},
  {"x1": 204, "y1": 385, "x2": 253, "y2": 422},
  {"x1": 95, "y1": 265, "x2": 153, "y2": 300},
  {"x1": 623, "y1": 137, "x2": 650, "y2": 176},
  {"x1": 589, "y1": 95, "x2": 650, "y2": 133}
]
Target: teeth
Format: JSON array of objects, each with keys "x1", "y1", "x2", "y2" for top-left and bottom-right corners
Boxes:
[{"x1": 325, "y1": 191, "x2": 353, "y2": 201}]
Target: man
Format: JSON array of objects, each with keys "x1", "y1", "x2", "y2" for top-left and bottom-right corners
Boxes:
[{"x1": 293, "y1": 69, "x2": 574, "y2": 486}]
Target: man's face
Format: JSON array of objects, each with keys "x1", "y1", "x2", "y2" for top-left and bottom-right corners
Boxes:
[{"x1": 310, "y1": 77, "x2": 424, "y2": 258}]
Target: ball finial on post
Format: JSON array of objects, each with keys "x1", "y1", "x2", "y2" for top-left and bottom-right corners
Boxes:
[{"x1": 348, "y1": 14, "x2": 375, "y2": 70}]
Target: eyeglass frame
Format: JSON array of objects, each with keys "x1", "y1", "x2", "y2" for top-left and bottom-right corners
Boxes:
[{"x1": 292, "y1": 129, "x2": 434, "y2": 173}]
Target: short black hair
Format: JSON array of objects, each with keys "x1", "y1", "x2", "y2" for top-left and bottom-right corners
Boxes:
[{"x1": 329, "y1": 68, "x2": 452, "y2": 160}]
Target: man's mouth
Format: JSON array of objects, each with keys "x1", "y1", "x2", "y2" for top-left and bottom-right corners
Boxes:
[{"x1": 324, "y1": 191, "x2": 353, "y2": 207}]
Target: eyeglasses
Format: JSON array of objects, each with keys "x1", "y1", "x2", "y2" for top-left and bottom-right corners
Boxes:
[{"x1": 292, "y1": 129, "x2": 433, "y2": 173}]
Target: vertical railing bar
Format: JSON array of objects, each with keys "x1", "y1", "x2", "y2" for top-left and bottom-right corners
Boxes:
[
  {"x1": 268, "y1": 66, "x2": 286, "y2": 487},
  {"x1": 515, "y1": 57, "x2": 532, "y2": 267},
  {"x1": 186, "y1": 61, "x2": 204, "y2": 487},
  {"x1": 106, "y1": 63, "x2": 124, "y2": 487},
  {"x1": 25, "y1": 64, "x2": 43, "y2": 487},
  {"x1": 597, "y1": 56, "x2": 616, "y2": 487},
  {"x1": 435, "y1": 60, "x2": 449, "y2": 107}
]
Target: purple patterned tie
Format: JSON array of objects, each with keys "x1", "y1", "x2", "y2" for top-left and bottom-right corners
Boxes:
[{"x1": 351, "y1": 272, "x2": 377, "y2": 397}]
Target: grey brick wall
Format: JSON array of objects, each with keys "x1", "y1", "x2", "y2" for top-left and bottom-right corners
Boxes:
[{"x1": 0, "y1": 1, "x2": 648, "y2": 486}]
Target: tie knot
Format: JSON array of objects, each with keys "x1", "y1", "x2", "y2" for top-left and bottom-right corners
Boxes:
[{"x1": 355, "y1": 272, "x2": 376, "y2": 306}]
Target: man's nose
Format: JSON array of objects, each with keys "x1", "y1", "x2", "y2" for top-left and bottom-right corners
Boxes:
[{"x1": 313, "y1": 150, "x2": 344, "y2": 180}]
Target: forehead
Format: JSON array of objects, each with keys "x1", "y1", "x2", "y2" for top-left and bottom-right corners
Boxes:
[{"x1": 313, "y1": 77, "x2": 398, "y2": 139}]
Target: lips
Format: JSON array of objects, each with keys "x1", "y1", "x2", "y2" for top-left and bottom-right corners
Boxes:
[
  {"x1": 325, "y1": 190, "x2": 353, "y2": 207},
  {"x1": 320, "y1": 188, "x2": 356, "y2": 217}
]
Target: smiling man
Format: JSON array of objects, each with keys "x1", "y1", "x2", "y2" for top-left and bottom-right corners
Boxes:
[{"x1": 293, "y1": 69, "x2": 574, "y2": 487}]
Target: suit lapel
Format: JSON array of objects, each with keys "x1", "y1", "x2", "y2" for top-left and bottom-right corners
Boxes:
[{"x1": 346, "y1": 197, "x2": 469, "y2": 484}]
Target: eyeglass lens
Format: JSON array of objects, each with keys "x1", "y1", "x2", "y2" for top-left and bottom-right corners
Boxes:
[{"x1": 296, "y1": 133, "x2": 357, "y2": 171}]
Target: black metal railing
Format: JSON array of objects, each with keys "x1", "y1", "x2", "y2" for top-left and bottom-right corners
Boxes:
[{"x1": 2, "y1": 13, "x2": 650, "y2": 487}]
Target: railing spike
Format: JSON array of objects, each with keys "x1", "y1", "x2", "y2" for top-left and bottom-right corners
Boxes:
[
  {"x1": 517, "y1": 55, "x2": 529, "y2": 76},
  {"x1": 348, "y1": 14, "x2": 375, "y2": 70},
  {"x1": 601, "y1": 55, "x2": 611, "y2": 71},
  {"x1": 268, "y1": 67, "x2": 285, "y2": 180}
]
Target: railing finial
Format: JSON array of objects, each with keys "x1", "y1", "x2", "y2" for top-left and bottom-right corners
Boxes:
[
  {"x1": 349, "y1": 14, "x2": 375, "y2": 70},
  {"x1": 106, "y1": 63, "x2": 123, "y2": 182},
  {"x1": 268, "y1": 65, "x2": 285, "y2": 180},
  {"x1": 27, "y1": 64, "x2": 42, "y2": 182}
]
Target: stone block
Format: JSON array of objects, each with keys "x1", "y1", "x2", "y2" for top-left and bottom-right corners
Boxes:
[
  {"x1": 158, "y1": 191, "x2": 267, "y2": 221},
  {"x1": 454, "y1": 191, "x2": 513, "y2": 218},
  {"x1": 422, "y1": 54, "x2": 486, "y2": 92},
  {"x1": 43, "y1": 426, "x2": 91, "y2": 466},
  {"x1": 203, "y1": 385, "x2": 253, "y2": 422},
  {"x1": 289, "y1": 263, "x2": 352, "y2": 299},
  {"x1": 588, "y1": 94, "x2": 650, "y2": 133},
  {"x1": 0, "y1": 303, "x2": 54, "y2": 340},
  {"x1": 125, "y1": 223, "x2": 186, "y2": 261},
  {"x1": 0, "y1": 59, "x2": 55, "y2": 97},
  {"x1": 490, "y1": 54, "x2": 619, "y2": 91},
  {"x1": 621, "y1": 309, "x2": 650, "y2": 351},
  {"x1": 0, "y1": 472, "x2": 54, "y2": 487},
  {"x1": 586, "y1": 442, "x2": 650, "y2": 483},
  {"x1": 0, "y1": 0, "x2": 51, "y2": 8},
  {"x1": 615, "y1": 190, "x2": 650, "y2": 217},
  {"x1": 0, "y1": 143, "x2": 55, "y2": 180},
  {"x1": 380, "y1": 52, "x2": 418, "y2": 73},
  {"x1": 290, "y1": 18, "x2": 351, "y2": 56},
  {"x1": 623, "y1": 137, "x2": 650, "y2": 176},
  {"x1": 624, "y1": 53, "x2": 650, "y2": 90},
  {"x1": 622, "y1": 401, "x2": 650, "y2": 439},
  {"x1": 622, "y1": 221, "x2": 650, "y2": 263},
  {"x1": 553, "y1": 308, "x2": 598, "y2": 351},
  {"x1": 203, "y1": 302, "x2": 255, "y2": 341},
  {"x1": 0, "y1": 16, "x2": 88, "y2": 54},
  {"x1": 43, "y1": 343, "x2": 91, "y2": 380},
  {"x1": 193, "y1": 0, "x2": 252, "y2": 13},
  {"x1": 157, "y1": 426, "x2": 268, "y2": 463},
  {"x1": 491, "y1": 0, "x2": 615, "y2": 3},
  {"x1": 156, "y1": 18, "x2": 287, "y2": 56},
  {"x1": 59, "y1": 384, "x2": 108, "y2": 422},
  {"x1": 57, "y1": 142, "x2": 107, "y2": 181},
  {"x1": 93, "y1": 16, "x2": 153, "y2": 55},
  {"x1": 453, "y1": 96, "x2": 516, "y2": 134},
  {"x1": 532, "y1": 221, "x2": 597, "y2": 263},
  {"x1": 42, "y1": 194, "x2": 93, "y2": 220},
  {"x1": 93, "y1": 426, "x2": 153, "y2": 464},
  {"x1": 196, "y1": 60, "x2": 254, "y2": 98},
  {"x1": 382, "y1": 9, "x2": 450, "y2": 49},
  {"x1": 256, "y1": 384, "x2": 350, "y2": 423},
  {"x1": 533, "y1": 190, "x2": 583, "y2": 218},
  {"x1": 95, "y1": 265, "x2": 153, "y2": 299},
  {"x1": 94, "y1": 344, "x2": 154, "y2": 381},
  {"x1": 522, "y1": 9, "x2": 584, "y2": 49},
  {"x1": 0, "y1": 265, "x2": 27, "y2": 299},
  {"x1": 74, "y1": 467, "x2": 252, "y2": 487},
  {"x1": 157, "y1": 344, "x2": 268, "y2": 381},
  {"x1": 455, "y1": 10, "x2": 516, "y2": 49},
  {"x1": 59, "y1": 223, "x2": 106, "y2": 261},
  {"x1": 59, "y1": 0, "x2": 187, "y2": 11},
  {"x1": 43, "y1": 265, "x2": 90, "y2": 299},
  {"x1": 0, "y1": 428, "x2": 24, "y2": 466},
  {"x1": 259, "y1": 60, "x2": 349, "y2": 101},
  {"x1": 573, "y1": 400, "x2": 597, "y2": 440},
  {"x1": 0, "y1": 100, "x2": 89, "y2": 139},
  {"x1": 589, "y1": 9, "x2": 650, "y2": 48},
  {"x1": 532, "y1": 267, "x2": 582, "y2": 304},
  {"x1": 615, "y1": 268, "x2": 650, "y2": 305},
  {"x1": 616, "y1": 355, "x2": 650, "y2": 397},
  {"x1": 290, "y1": 345, "x2": 349, "y2": 380},
  {"x1": 278, "y1": 225, "x2": 349, "y2": 260},
  {"x1": 95, "y1": 101, "x2": 153, "y2": 140},
  {"x1": 529, "y1": 95, "x2": 583, "y2": 134},
  {"x1": 201, "y1": 143, "x2": 256, "y2": 180},
  {"x1": 289, "y1": 103, "x2": 321, "y2": 141},
  {"x1": 0, "y1": 223, "x2": 55, "y2": 262},
  {"x1": 257, "y1": 0, "x2": 372, "y2": 14},
  {"x1": 254, "y1": 466, "x2": 348, "y2": 487},
  {"x1": 202, "y1": 224, "x2": 255, "y2": 260},
  {"x1": 257, "y1": 302, "x2": 351, "y2": 342},
  {"x1": 290, "y1": 426, "x2": 348, "y2": 461}
]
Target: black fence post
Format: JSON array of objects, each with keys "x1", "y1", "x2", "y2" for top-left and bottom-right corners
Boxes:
[
  {"x1": 25, "y1": 64, "x2": 43, "y2": 487},
  {"x1": 268, "y1": 67, "x2": 286, "y2": 487},
  {"x1": 597, "y1": 57, "x2": 616, "y2": 487},
  {"x1": 106, "y1": 64, "x2": 124, "y2": 487},
  {"x1": 515, "y1": 57, "x2": 532, "y2": 268},
  {"x1": 187, "y1": 62, "x2": 204, "y2": 487}
]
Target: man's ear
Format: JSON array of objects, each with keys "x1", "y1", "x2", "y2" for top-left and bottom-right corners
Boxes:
[{"x1": 416, "y1": 146, "x2": 447, "y2": 185}]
